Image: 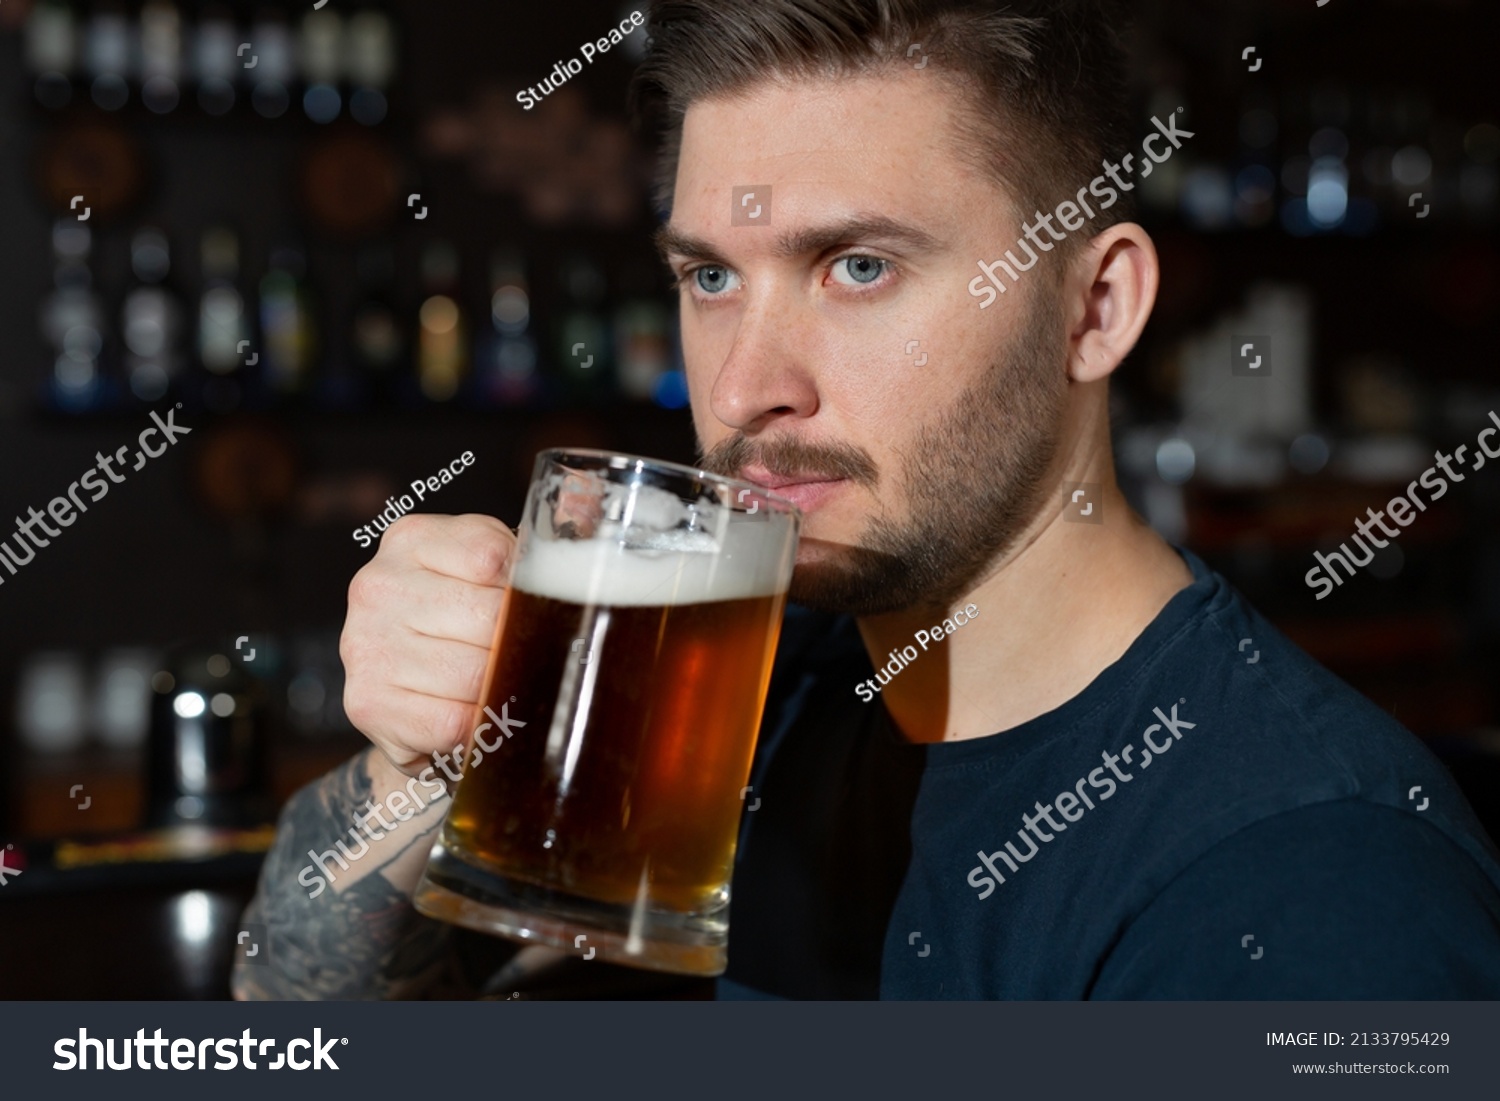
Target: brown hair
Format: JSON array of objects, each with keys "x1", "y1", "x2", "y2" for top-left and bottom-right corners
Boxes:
[{"x1": 630, "y1": 0, "x2": 1138, "y2": 248}]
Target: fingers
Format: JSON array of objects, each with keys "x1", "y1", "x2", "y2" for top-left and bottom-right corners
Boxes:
[
  {"x1": 385, "y1": 629, "x2": 491, "y2": 702},
  {"x1": 361, "y1": 563, "x2": 507, "y2": 650},
  {"x1": 343, "y1": 678, "x2": 477, "y2": 777},
  {"x1": 341, "y1": 513, "x2": 517, "y2": 775},
  {"x1": 383, "y1": 513, "x2": 515, "y2": 585}
]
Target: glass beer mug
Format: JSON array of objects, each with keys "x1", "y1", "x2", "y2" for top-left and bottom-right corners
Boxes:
[{"x1": 414, "y1": 449, "x2": 800, "y2": 975}]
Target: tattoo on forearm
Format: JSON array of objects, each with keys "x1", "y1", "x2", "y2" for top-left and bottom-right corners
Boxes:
[{"x1": 232, "y1": 749, "x2": 472, "y2": 1000}]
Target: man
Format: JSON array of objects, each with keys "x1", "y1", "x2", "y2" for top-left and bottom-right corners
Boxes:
[{"x1": 235, "y1": 0, "x2": 1500, "y2": 1000}]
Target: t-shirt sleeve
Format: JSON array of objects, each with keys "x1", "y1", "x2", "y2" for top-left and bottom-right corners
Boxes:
[{"x1": 1090, "y1": 799, "x2": 1500, "y2": 999}]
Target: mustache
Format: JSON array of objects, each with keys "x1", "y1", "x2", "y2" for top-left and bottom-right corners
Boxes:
[{"x1": 697, "y1": 433, "x2": 879, "y2": 490}]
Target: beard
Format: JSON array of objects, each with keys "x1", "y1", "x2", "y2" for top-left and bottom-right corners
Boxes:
[{"x1": 698, "y1": 289, "x2": 1068, "y2": 617}]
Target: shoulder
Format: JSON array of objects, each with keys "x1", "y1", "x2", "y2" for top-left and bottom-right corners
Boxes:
[
  {"x1": 1105, "y1": 556, "x2": 1497, "y2": 889},
  {"x1": 1093, "y1": 798, "x2": 1500, "y2": 998}
]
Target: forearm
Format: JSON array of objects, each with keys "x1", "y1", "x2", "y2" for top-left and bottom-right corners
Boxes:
[{"x1": 232, "y1": 746, "x2": 470, "y2": 1000}]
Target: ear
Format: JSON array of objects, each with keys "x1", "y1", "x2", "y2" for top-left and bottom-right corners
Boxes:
[{"x1": 1063, "y1": 223, "x2": 1159, "y2": 384}]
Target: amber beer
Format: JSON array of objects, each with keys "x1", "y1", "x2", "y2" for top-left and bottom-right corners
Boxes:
[
  {"x1": 413, "y1": 450, "x2": 799, "y2": 975},
  {"x1": 446, "y1": 583, "x2": 785, "y2": 912}
]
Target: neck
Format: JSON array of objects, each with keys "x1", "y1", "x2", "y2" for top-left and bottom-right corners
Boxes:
[{"x1": 853, "y1": 478, "x2": 1192, "y2": 745}]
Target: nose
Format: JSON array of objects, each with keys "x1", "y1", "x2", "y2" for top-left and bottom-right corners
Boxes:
[{"x1": 706, "y1": 293, "x2": 820, "y2": 434}]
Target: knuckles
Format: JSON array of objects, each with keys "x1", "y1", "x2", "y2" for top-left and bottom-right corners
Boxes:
[
  {"x1": 346, "y1": 557, "x2": 402, "y2": 613},
  {"x1": 431, "y1": 699, "x2": 476, "y2": 755},
  {"x1": 468, "y1": 530, "x2": 515, "y2": 585},
  {"x1": 381, "y1": 511, "x2": 433, "y2": 550}
]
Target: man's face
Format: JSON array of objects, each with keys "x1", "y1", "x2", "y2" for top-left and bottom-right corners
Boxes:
[{"x1": 663, "y1": 68, "x2": 1068, "y2": 616}]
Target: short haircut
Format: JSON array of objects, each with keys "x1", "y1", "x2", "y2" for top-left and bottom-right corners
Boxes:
[{"x1": 630, "y1": 0, "x2": 1139, "y2": 250}]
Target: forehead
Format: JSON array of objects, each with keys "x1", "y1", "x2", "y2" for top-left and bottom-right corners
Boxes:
[{"x1": 673, "y1": 69, "x2": 999, "y2": 225}]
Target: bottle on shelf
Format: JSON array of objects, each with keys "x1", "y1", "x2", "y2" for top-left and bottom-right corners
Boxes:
[
  {"x1": 193, "y1": 3, "x2": 240, "y2": 116},
  {"x1": 122, "y1": 226, "x2": 186, "y2": 404},
  {"x1": 474, "y1": 246, "x2": 542, "y2": 408},
  {"x1": 39, "y1": 218, "x2": 112, "y2": 413},
  {"x1": 554, "y1": 254, "x2": 611, "y2": 404},
  {"x1": 259, "y1": 242, "x2": 317, "y2": 402},
  {"x1": 350, "y1": 243, "x2": 407, "y2": 405},
  {"x1": 1233, "y1": 91, "x2": 1278, "y2": 230},
  {"x1": 1460, "y1": 122, "x2": 1500, "y2": 224},
  {"x1": 345, "y1": 4, "x2": 398, "y2": 126},
  {"x1": 197, "y1": 224, "x2": 252, "y2": 412},
  {"x1": 416, "y1": 241, "x2": 468, "y2": 403},
  {"x1": 612, "y1": 262, "x2": 670, "y2": 402},
  {"x1": 83, "y1": 1, "x2": 132, "y2": 112},
  {"x1": 24, "y1": 1, "x2": 79, "y2": 110},
  {"x1": 297, "y1": 5, "x2": 344, "y2": 124},
  {"x1": 247, "y1": 8, "x2": 297, "y2": 120},
  {"x1": 139, "y1": 0, "x2": 184, "y2": 115}
]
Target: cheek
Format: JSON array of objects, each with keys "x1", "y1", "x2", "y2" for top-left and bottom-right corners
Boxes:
[
  {"x1": 680, "y1": 302, "x2": 734, "y2": 366},
  {"x1": 680, "y1": 323, "x2": 720, "y2": 427},
  {"x1": 689, "y1": 388, "x2": 726, "y2": 448}
]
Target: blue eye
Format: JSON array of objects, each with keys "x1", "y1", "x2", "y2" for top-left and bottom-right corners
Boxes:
[
  {"x1": 693, "y1": 266, "x2": 740, "y2": 294},
  {"x1": 831, "y1": 256, "x2": 887, "y2": 286}
]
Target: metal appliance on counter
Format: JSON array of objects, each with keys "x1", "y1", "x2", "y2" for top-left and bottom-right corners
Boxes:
[{"x1": 145, "y1": 642, "x2": 271, "y2": 828}]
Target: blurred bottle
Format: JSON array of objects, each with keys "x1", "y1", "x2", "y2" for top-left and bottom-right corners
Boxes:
[
  {"x1": 122, "y1": 226, "x2": 186, "y2": 404},
  {"x1": 139, "y1": 0, "x2": 184, "y2": 114},
  {"x1": 1461, "y1": 122, "x2": 1500, "y2": 224},
  {"x1": 1233, "y1": 93, "x2": 1278, "y2": 229},
  {"x1": 40, "y1": 218, "x2": 112, "y2": 413},
  {"x1": 613, "y1": 264, "x2": 670, "y2": 402},
  {"x1": 247, "y1": 7, "x2": 296, "y2": 120},
  {"x1": 198, "y1": 224, "x2": 252, "y2": 412},
  {"x1": 345, "y1": 3, "x2": 397, "y2": 126},
  {"x1": 1306, "y1": 86, "x2": 1371, "y2": 234},
  {"x1": 298, "y1": 4, "x2": 344, "y2": 124},
  {"x1": 475, "y1": 246, "x2": 542, "y2": 408},
  {"x1": 351, "y1": 243, "x2": 407, "y2": 404},
  {"x1": 1389, "y1": 90, "x2": 1434, "y2": 223},
  {"x1": 259, "y1": 242, "x2": 317, "y2": 401},
  {"x1": 416, "y1": 241, "x2": 467, "y2": 403},
  {"x1": 555, "y1": 255, "x2": 610, "y2": 403},
  {"x1": 83, "y1": 1, "x2": 132, "y2": 111},
  {"x1": 16, "y1": 651, "x2": 90, "y2": 755},
  {"x1": 193, "y1": 3, "x2": 240, "y2": 116},
  {"x1": 94, "y1": 648, "x2": 158, "y2": 751},
  {"x1": 26, "y1": 0, "x2": 80, "y2": 110}
]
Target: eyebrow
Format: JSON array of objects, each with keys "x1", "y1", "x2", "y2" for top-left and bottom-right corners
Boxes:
[{"x1": 653, "y1": 214, "x2": 943, "y2": 267}]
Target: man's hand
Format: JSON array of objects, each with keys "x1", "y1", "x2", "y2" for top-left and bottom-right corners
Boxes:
[
  {"x1": 341, "y1": 513, "x2": 515, "y2": 777},
  {"x1": 234, "y1": 513, "x2": 518, "y2": 1001}
]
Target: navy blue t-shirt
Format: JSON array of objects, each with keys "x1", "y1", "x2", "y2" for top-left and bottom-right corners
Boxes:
[{"x1": 718, "y1": 547, "x2": 1500, "y2": 998}]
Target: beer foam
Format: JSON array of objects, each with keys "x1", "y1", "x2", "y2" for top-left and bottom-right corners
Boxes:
[
  {"x1": 510, "y1": 517, "x2": 792, "y2": 607},
  {"x1": 607, "y1": 481, "x2": 688, "y2": 533}
]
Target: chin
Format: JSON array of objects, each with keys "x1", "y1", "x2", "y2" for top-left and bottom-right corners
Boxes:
[
  {"x1": 786, "y1": 540, "x2": 916, "y2": 617},
  {"x1": 790, "y1": 501, "x2": 863, "y2": 548}
]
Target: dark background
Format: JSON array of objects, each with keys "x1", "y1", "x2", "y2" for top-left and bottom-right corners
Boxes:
[{"x1": 0, "y1": 0, "x2": 1497, "y2": 997}]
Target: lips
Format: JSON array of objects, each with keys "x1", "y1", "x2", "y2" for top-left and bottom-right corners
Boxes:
[
  {"x1": 737, "y1": 465, "x2": 845, "y2": 492},
  {"x1": 737, "y1": 466, "x2": 848, "y2": 513}
]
